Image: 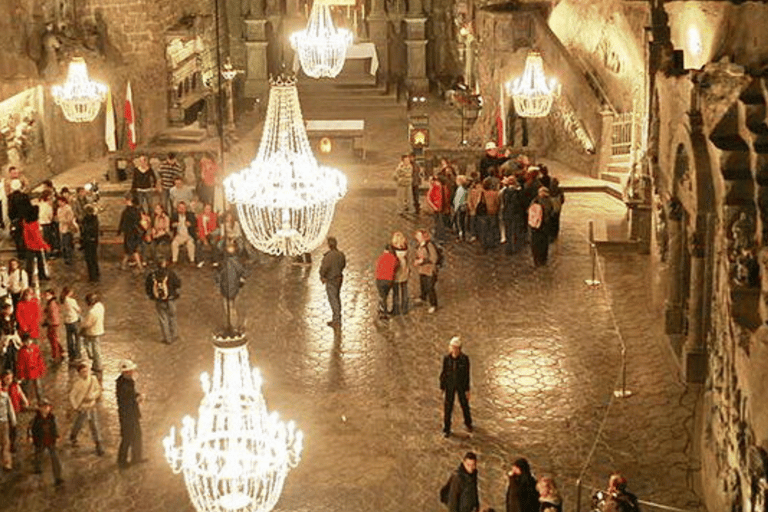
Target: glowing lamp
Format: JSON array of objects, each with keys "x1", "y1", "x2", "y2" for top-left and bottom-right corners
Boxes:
[
  {"x1": 223, "y1": 77, "x2": 347, "y2": 257},
  {"x1": 51, "y1": 57, "x2": 108, "y2": 123},
  {"x1": 506, "y1": 51, "x2": 560, "y2": 118},
  {"x1": 164, "y1": 332, "x2": 303, "y2": 512},
  {"x1": 319, "y1": 137, "x2": 332, "y2": 153},
  {"x1": 290, "y1": 1, "x2": 352, "y2": 79}
]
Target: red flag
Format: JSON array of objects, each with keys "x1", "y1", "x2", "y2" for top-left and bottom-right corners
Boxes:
[
  {"x1": 125, "y1": 81, "x2": 136, "y2": 151},
  {"x1": 496, "y1": 83, "x2": 507, "y2": 148}
]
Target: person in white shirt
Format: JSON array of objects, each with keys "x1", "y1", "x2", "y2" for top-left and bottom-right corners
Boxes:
[
  {"x1": 60, "y1": 287, "x2": 81, "y2": 364},
  {"x1": 37, "y1": 190, "x2": 57, "y2": 257},
  {"x1": 5, "y1": 258, "x2": 27, "y2": 310},
  {"x1": 79, "y1": 293, "x2": 104, "y2": 378},
  {"x1": 68, "y1": 363, "x2": 103, "y2": 455}
]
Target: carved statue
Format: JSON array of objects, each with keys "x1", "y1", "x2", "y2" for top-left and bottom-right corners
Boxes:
[
  {"x1": 245, "y1": 0, "x2": 265, "y2": 18},
  {"x1": 266, "y1": 0, "x2": 280, "y2": 16},
  {"x1": 40, "y1": 23, "x2": 61, "y2": 80},
  {"x1": 93, "y1": 9, "x2": 123, "y2": 64},
  {"x1": 732, "y1": 211, "x2": 756, "y2": 255},
  {"x1": 733, "y1": 248, "x2": 759, "y2": 287}
]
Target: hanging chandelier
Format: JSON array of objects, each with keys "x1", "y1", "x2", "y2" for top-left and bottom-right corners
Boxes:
[
  {"x1": 506, "y1": 51, "x2": 560, "y2": 118},
  {"x1": 223, "y1": 76, "x2": 347, "y2": 257},
  {"x1": 290, "y1": 0, "x2": 352, "y2": 78},
  {"x1": 51, "y1": 57, "x2": 108, "y2": 123},
  {"x1": 164, "y1": 331, "x2": 303, "y2": 512}
]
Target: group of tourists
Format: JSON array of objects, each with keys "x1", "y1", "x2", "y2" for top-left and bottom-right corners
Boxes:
[
  {"x1": 442, "y1": 449, "x2": 640, "y2": 512},
  {"x1": 396, "y1": 143, "x2": 565, "y2": 267}
]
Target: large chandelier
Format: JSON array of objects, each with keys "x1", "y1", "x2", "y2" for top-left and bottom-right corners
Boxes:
[
  {"x1": 164, "y1": 332, "x2": 303, "y2": 512},
  {"x1": 51, "y1": 57, "x2": 108, "y2": 123},
  {"x1": 290, "y1": 0, "x2": 352, "y2": 78},
  {"x1": 506, "y1": 51, "x2": 560, "y2": 118},
  {"x1": 223, "y1": 77, "x2": 347, "y2": 256}
]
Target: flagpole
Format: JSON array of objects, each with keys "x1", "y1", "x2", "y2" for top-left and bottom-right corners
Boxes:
[{"x1": 214, "y1": 0, "x2": 232, "y2": 332}]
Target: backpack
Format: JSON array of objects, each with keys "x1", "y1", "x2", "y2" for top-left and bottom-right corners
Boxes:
[
  {"x1": 475, "y1": 191, "x2": 488, "y2": 216},
  {"x1": 439, "y1": 472, "x2": 456, "y2": 504},
  {"x1": 528, "y1": 202, "x2": 543, "y2": 229},
  {"x1": 429, "y1": 241, "x2": 445, "y2": 268},
  {"x1": 151, "y1": 272, "x2": 170, "y2": 301}
]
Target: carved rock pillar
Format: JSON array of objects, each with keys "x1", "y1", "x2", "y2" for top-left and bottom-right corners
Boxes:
[
  {"x1": 665, "y1": 203, "x2": 686, "y2": 343},
  {"x1": 244, "y1": 19, "x2": 269, "y2": 98},
  {"x1": 597, "y1": 109, "x2": 614, "y2": 179},
  {"x1": 404, "y1": 17, "x2": 428, "y2": 94},
  {"x1": 684, "y1": 218, "x2": 708, "y2": 382}
]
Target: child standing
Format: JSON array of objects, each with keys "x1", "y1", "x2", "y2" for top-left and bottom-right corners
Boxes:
[
  {"x1": 16, "y1": 333, "x2": 46, "y2": 405},
  {"x1": 42, "y1": 289, "x2": 63, "y2": 364},
  {"x1": 29, "y1": 399, "x2": 63, "y2": 486},
  {"x1": 60, "y1": 287, "x2": 81, "y2": 365},
  {"x1": 1, "y1": 370, "x2": 27, "y2": 454}
]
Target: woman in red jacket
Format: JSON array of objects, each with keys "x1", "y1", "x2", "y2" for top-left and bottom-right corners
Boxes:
[
  {"x1": 22, "y1": 205, "x2": 51, "y2": 281},
  {"x1": 15, "y1": 333, "x2": 46, "y2": 405},
  {"x1": 16, "y1": 287, "x2": 41, "y2": 341}
]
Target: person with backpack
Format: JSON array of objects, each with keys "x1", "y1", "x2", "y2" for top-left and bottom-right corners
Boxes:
[
  {"x1": 441, "y1": 451, "x2": 480, "y2": 512},
  {"x1": 145, "y1": 257, "x2": 182, "y2": 345},
  {"x1": 477, "y1": 177, "x2": 501, "y2": 253},
  {"x1": 414, "y1": 229, "x2": 441, "y2": 314},
  {"x1": 528, "y1": 187, "x2": 553, "y2": 267}
]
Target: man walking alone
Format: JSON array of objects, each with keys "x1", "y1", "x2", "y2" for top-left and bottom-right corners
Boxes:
[
  {"x1": 440, "y1": 336, "x2": 473, "y2": 437},
  {"x1": 319, "y1": 237, "x2": 346, "y2": 329},
  {"x1": 145, "y1": 258, "x2": 181, "y2": 345}
]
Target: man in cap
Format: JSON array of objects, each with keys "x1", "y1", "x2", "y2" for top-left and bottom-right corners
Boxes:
[
  {"x1": 116, "y1": 359, "x2": 144, "y2": 468},
  {"x1": 439, "y1": 336, "x2": 473, "y2": 437},
  {"x1": 479, "y1": 141, "x2": 507, "y2": 181}
]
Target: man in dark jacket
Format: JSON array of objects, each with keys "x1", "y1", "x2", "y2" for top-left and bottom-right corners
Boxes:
[
  {"x1": 216, "y1": 243, "x2": 247, "y2": 332},
  {"x1": 501, "y1": 176, "x2": 526, "y2": 255},
  {"x1": 145, "y1": 258, "x2": 182, "y2": 345},
  {"x1": 81, "y1": 205, "x2": 100, "y2": 282},
  {"x1": 319, "y1": 236, "x2": 346, "y2": 329},
  {"x1": 506, "y1": 457, "x2": 539, "y2": 512},
  {"x1": 440, "y1": 336, "x2": 472, "y2": 437},
  {"x1": 447, "y1": 451, "x2": 480, "y2": 512},
  {"x1": 596, "y1": 473, "x2": 641, "y2": 512},
  {"x1": 117, "y1": 195, "x2": 144, "y2": 270},
  {"x1": 116, "y1": 360, "x2": 143, "y2": 468}
]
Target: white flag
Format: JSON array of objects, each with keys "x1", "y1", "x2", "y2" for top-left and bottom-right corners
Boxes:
[{"x1": 105, "y1": 87, "x2": 116, "y2": 152}]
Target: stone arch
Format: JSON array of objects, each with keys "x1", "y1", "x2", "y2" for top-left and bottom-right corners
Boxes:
[{"x1": 664, "y1": 116, "x2": 714, "y2": 381}]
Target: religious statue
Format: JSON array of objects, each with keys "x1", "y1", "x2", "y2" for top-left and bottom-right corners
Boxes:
[
  {"x1": 731, "y1": 211, "x2": 756, "y2": 255},
  {"x1": 245, "y1": 0, "x2": 265, "y2": 18},
  {"x1": 93, "y1": 9, "x2": 123, "y2": 64},
  {"x1": 40, "y1": 23, "x2": 61, "y2": 80}
]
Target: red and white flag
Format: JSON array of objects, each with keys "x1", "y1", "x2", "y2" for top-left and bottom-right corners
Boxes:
[
  {"x1": 104, "y1": 87, "x2": 116, "y2": 152},
  {"x1": 124, "y1": 81, "x2": 137, "y2": 151}
]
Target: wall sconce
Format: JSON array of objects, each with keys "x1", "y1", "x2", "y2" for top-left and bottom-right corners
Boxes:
[{"x1": 319, "y1": 137, "x2": 332, "y2": 153}]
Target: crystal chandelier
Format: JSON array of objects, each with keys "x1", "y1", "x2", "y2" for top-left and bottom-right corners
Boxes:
[
  {"x1": 290, "y1": 0, "x2": 352, "y2": 78},
  {"x1": 51, "y1": 57, "x2": 108, "y2": 123},
  {"x1": 506, "y1": 51, "x2": 560, "y2": 118},
  {"x1": 223, "y1": 77, "x2": 347, "y2": 256},
  {"x1": 164, "y1": 332, "x2": 303, "y2": 512}
]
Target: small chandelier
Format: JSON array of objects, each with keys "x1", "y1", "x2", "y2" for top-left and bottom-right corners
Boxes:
[
  {"x1": 224, "y1": 76, "x2": 347, "y2": 256},
  {"x1": 290, "y1": 0, "x2": 352, "y2": 78},
  {"x1": 51, "y1": 57, "x2": 108, "y2": 123},
  {"x1": 164, "y1": 332, "x2": 303, "y2": 512},
  {"x1": 506, "y1": 51, "x2": 560, "y2": 118}
]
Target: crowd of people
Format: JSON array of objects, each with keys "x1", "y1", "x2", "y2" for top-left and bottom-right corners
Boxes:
[
  {"x1": 0, "y1": 154, "x2": 247, "y2": 487},
  {"x1": 397, "y1": 142, "x2": 565, "y2": 267}
]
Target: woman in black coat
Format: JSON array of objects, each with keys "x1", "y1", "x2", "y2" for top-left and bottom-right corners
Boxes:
[{"x1": 506, "y1": 458, "x2": 540, "y2": 512}]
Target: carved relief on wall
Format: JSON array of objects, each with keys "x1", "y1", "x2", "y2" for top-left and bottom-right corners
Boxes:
[
  {"x1": 597, "y1": 34, "x2": 622, "y2": 74},
  {"x1": 0, "y1": 87, "x2": 46, "y2": 173}
]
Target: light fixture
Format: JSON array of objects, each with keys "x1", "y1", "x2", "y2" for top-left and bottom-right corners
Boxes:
[
  {"x1": 164, "y1": 331, "x2": 303, "y2": 512},
  {"x1": 319, "y1": 137, "x2": 332, "y2": 153},
  {"x1": 223, "y1": 76, "x2": 347, "y2": 256},
  {"x1": 51, "y1": 57, "x2": 108, "y2": 123},
  {"x1": 506, "y1": 51, "x2": 560, "y2": 118},
  {"x1": 290, "y1": 0, "x2": 352, "y2": 78}
]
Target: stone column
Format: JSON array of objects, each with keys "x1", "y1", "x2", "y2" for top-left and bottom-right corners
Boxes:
[
  {"x1": 367, "y1": 0, "x2": 389, "y2": 84},
  {"x1": 244, "y1": 18, "x2": 269, "y2": 98},
  {"x1": 404, "y1": 17, "x2": 428, "y2": 94},
  {"x1": 684, "y1": 220, "x2": 708, "y2": 382}
]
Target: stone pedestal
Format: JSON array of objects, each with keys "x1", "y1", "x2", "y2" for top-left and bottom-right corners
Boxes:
[
  {"x1": 405, "y1": 18, "x2": 428, "y2": 94},
  {"x1": 597, "y1": 110, "x2": 613, "y2": 179},
  {"x1": 244, "y1": 19, "x2": 269, "y2": 98}
]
